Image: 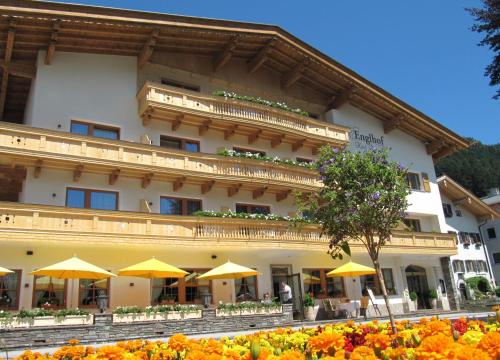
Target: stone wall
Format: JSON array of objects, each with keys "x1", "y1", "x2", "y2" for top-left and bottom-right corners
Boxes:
[
  {"x1": 0, "y1": 305, "x2": 293, "y2": 350},
  {"x1": 440, "y1": 257, "x2": 460, "y2": 310}
]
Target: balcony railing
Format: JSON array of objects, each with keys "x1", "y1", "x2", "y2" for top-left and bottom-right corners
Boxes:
[
  {"x1": 0, "y1": 202, "x2": 457, "y2": 254},
  {"x1": 0, "y1": 122, "x2": 321, "y2": 192},
  {"x1": 137, "y1": 82, "x2": 350, "y2": 148}
]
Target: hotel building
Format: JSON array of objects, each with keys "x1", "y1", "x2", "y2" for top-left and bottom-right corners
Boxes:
[
  {"x1": 437, "y1": 176, "x2": 498, "y2": 300},
  {"x1": 0, "y1": 1, "x2": 470, "y2": 316},
  {"x1": 481, "y1": 189, "x2": 500, "y2": 286}
]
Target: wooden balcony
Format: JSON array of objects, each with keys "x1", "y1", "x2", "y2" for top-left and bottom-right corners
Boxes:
[
  {"x1": 0, "y1": 122, "x2": 321, "y2": 196},
  {"x1": 137, "y1": 82, "x2": 350, "y2": 152},
  {"x1": 0, "y1": 202, "x2": 457, "y2": 255}
]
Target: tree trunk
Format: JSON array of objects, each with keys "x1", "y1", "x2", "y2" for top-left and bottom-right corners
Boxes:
[{"x1": 372, "y1": 258, "x2": 398, "y2": 334}]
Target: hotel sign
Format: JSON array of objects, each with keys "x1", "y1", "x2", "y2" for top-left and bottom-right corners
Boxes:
[{"x1": 349, "y1": 127, "x2": 385, "y2": 152}]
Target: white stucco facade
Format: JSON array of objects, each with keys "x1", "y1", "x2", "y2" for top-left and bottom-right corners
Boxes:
[{"x1": 482, "y1": 193, "x2": 500, "y2": 286}]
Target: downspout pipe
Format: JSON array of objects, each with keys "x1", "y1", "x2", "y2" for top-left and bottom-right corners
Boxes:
[{"x1": 478, "y1": 220, "x2": 495, "y2": 284}]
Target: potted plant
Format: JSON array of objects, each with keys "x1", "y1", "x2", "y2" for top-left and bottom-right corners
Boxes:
[
  {"x1": 409, "y1": 291, "x2": 418, "y2": 311},
  {"x1": 428, "y1": 289, "x2": 438, "y2": 309},
  {"x1": 303, "y1": 293, "x2": 318, "y2": 321}
]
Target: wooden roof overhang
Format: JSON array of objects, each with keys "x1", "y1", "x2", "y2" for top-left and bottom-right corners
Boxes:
[
  {"x1": 0, "y1": 0, "x2": 469, "y2": 159},
  {"x1": 438, "y1": 176, "x2": 499, "y2": 220}
]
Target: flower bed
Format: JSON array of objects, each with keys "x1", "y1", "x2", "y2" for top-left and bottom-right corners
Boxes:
[
  {"x1": 216, "y1": 302, "x2": 283, "y2": 317},
  {"x1": 193, "y1": 209, "x2": 313, "y2": 223},
  {"x1": 0, "y1": 309, "x2": 92, "y2": 329},
  {"x1": 213, "y1": 90, "x2": 309, "y2": 117},
  {"x1": 13, "y1": 317, "x2": 500, "y2": 359},
  {"x1": 216, "y1": 148, "x2": 316, "y2": 169},
  {"x1": 112, "y1": 305, "x2": 202, "y2": 323}
]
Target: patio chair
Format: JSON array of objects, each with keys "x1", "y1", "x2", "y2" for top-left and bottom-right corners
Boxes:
[{"x1": 322, "y1": 299, "x2": 335, "y2": 319}]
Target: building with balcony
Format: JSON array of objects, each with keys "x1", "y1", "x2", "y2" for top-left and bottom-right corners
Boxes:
[
  {"x1": 437, "y1": 176, "x2": 498, "y2": 301},
  {"x1": 481, "y1": 189, "x2": 500, "y2": 286},
  {"x1": 0, "y1": 1, "x2": 469, "y2": 316}
]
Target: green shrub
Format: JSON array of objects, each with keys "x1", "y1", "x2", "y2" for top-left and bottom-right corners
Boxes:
[
  {"x1": 465, "y1": 276, "x2": 492, "y2": 294},
  {"x1": 409, "y1": 291, "x2": 417, "y2": 301},
  {"x1": 303, "y1": 293, "x2": 315, "y2": 308},
  {"x1": 495, "y1": 286, "x2": 500, "y2": 297},
  {"x1": 428, "y1": 289, "x2": 438, "y2": 299}
]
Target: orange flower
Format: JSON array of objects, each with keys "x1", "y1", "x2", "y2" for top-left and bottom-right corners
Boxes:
[
  {"x1": 451, "y1": 344, "x2": 492, "y2": 360},
  {"x1": 168, "y1": 334, "x2": 189, "y2": 353},
  {"x1": 382, "y1": 347, "x2": 409, "y2": 360},
  {"x1": 419, "y1": 319, "x2": 451, "y2": 338},
  {"x1": 204, "y1": 338, "x2": 224, "y2": 355},
  {"x1": 67, "y1": 339, "x2": 80, "y2": 346},
  {"x1": 307, "y1": 331, "x2": 345, "y2": 355},
  {"x1": 186, "y1": 349, "x2": 221, "y2": 360},
  {"x1": 268, "y1": 350, "x2": 305, "y2": 360},
  {"x1": 223, "y1": 348, "x2": 246, "y2": 360},
  {"x1": 477, "y1": 331, "x2": 500, "y2": 359},
  {"x1": 349, "y1": 346, "x2": 378, "y2": 360},
  {"x1": 364, "y1": 333, "x2": 391, "y2": 350},
  {"x1": 414, "y1": 333, "x2": 456, "y2": 360}
]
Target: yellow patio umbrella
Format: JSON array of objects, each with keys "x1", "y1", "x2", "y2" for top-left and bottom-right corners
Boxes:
[
  {"x1": 326, "y1": 261, "x2": 376, "y2": 278},
  {"x1": 118, "y1": 258, "x2": 188, "y2": 305},
  {"x1": 197, "y1": 261, "x2": 259, "y2": 280},
  {"x1": 117, "y1": 258, "x2": 189, "y2": 279},
  {"x1": 0, "y1": 266, "x2": 13, "y2": 276},
  {"x1": 31, "y1": 256, "x2": 116, "y2": 308}
]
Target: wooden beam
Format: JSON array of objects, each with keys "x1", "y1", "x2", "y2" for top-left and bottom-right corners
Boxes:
[
  {"x1": 292, "y1": 139, "x2": 306, "y2": 152},
  {"x1": 199, "y1": 120, "x2": 211, "y2": 136},
  {"x1": 73, "y1": 164, "x2": 83, "y2": 182},
  {"x1": 433, "y1": 145, "x2": 457, "y2": 160},
  {"x1": 173, "y1": 176, "x2": 186, "y2": 191},
  {"x1": 201, "y1": 180, "x2": 215, "y2": 194},
  {"x1": 142, "y1": 107, "x2": 154, "y2": 126},
  {"x1": 213, "y1": 36, "x2": 238, "y2": 72},
  {"x1": 45, "y1": 20, "x2": 61, "y2": 65},
  {"x1": 383, "y1": 114, "x2": 405, "y2": 134},
  {"x1": 248, "y1": 130, "x2": 261, "y2": 144},
  {"x1": 252, "y1": 187, "x2": 267, "y2": 199},
  {"x1": 109, "y1": 169, "x2": 120, "y2": 185},
  {"x1": 281, "y1": 59, "x2": 308, "y2": 89},
  {"x1": 227, "y1": 184, "x2": 241, "y2": 197},
  {"x1": 312, "y1": 147, "x2": 320, "y2": 155},
  {"x1": 248, "y1": 38, "x2": 276, "y2": 74},
  {"x1": 453, "y1": 196, "x2": 472, "y2": 206},
  {"x1": 141, "y1": 172, "x2": 154, "y2": 189},
  {"x1": 0, "y1": 23, "x2": 15, "y2": 120},
  {"x1": 271, "y1": 134, "x2": 285, "y2": 148},
  {"x1": 138, "y1": 28, "x2": 160, "y2": 68},
  {"x1": 426, "y1": 139, "x2": 445, "y2": 155},
  {"x1": 327, "y1": 86, "x2": 354, "y2": 110},
  {"x1": 172, "y1": 114, "x2": 183, "y2": 131},
  {"x1": 224, "y1": 125, "x2": 237, "y2": 140},
  {"x1": 276, "y1": 190, "x2": 291, "y2": 202},
  {"x1": 0, "y1": 60, "x2": 36, "y2": 79},
  {"x1": 34, "y1": 160, "x2": 43, "y2": 178}
]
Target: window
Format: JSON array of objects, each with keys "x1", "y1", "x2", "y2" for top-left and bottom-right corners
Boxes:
[
  {"x1": 465, "y1": 260, "x2": 475, "y2": 272},
  {"x1": 452, "y1": 260, "x2": 465, "y2": 273},
  {"x1": 32, "y1": 276, "x2": 66, "y2": 309},
  {"x1": 403, "y1": 219, "x2": 422, "y2": 232},
  {"x1": 160, "y1": 136, "x2": 200, "y2": 152},
  {"x1": 360, "y1": 268, "x2": 396, "y2": 296},
  {"x1": 303, "y1": 269, "x2": 345, "y2": 298},
  {"x1": 455, "y1": 209, "x2": 463, "y2": 217},
  {"x1": 79, "y1": 278, "x2": 110, "y2": 308},
  {"x1": 459, "y1": 232, "x2": 481, "y2": 246},
  {"x1": 235, "y1": 275, "x2": 258, "y2": 301},
  {"x1": 66, "y1": 188, "x2": 118, "y2": 210},
  {"x1": 296, "y1": 157, "x2": 313, "y2": 164},
  {"x1": 232, "y1": 147, "x2": 266, "y2": 157},
  {"x1": 477, "y1": 260, "x2": 488, "y2": 273},
  {"x1": 70, "y1": 121, "x2": 119, "y2": 140},
  {"x1": 161, "y1": 78, "x2": 200, "y2": 92},
  {"x1": 152, "y1": 269, "x2": 211, "y2": 305},
  {"x1": 0, "y1": 270, "x2": 21, "y2": 310},
  {"x1": 438, "y1": 279, "x2": 446, "y2": 295},
  {"x1": 494, "y1": 253, "x2": 500, "y2": 264},
  {"x1": 406, "y1": 173, "x2": 421, "y2": 191},
  {"x1": 487, "y1": 228, "x2": 497, "y2": 239},
  {"x1": 160, "y1": 197, "x2": 202, "y2": 215},
  {"x1": 442, "y1": 203, "x2": 453, "y2": 218},
  {"x1": 236, "y1": 203, "x2": 270, "y2": 215}
]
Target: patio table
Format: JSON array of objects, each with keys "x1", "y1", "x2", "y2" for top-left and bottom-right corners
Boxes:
[{"x1": 336, "y1": 301, "x2": 359, "y2": 318}]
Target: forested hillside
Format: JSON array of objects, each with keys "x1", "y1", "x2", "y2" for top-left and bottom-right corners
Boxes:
[{"x1": 435, "y1": 140, "x2": 500, "y2": 197}]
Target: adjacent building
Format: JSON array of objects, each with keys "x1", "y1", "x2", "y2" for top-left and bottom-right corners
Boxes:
[
  {"x1": 437, "y1": 176, "x2": 498, "y2": 301},
  {"x1": 0, "y1": 1, "x2": 470, "y2": 315},
  {"x1": 482, "y1": 189, "x2": 500, "y2": 286}
]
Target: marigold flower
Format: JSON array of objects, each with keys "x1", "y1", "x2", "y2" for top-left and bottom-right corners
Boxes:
[
  {"x1": 168, "y1": 334, "x2": 189, "y2": 353},
  {"x1": 349, "y1": 346, "x2": 378, "y2": 360},
  {"x1": 67, "y1": 339, "x2": 80, "y2": 346},
  {"x1": 477, "y1": 331, "x2": 500, "y2": 359},
  {"x1": 307, "y1": 331, "x2": 345, "y2": 356}
]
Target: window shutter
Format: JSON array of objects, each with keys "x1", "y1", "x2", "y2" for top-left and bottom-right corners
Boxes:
[{"x1": 421, "y1": 172, "x2": 431, "y2": 192}]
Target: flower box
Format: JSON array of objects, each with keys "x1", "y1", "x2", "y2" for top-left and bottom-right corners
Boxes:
[
  {"x1": 112, "y1": 310, "x2": 202, "y2": 323},
  {"x1": 1, "y1": 315, "x2": 93, "y2": 329},
  {"x1": 216, "y1": 306, "x2": 282, "y2": 317}
]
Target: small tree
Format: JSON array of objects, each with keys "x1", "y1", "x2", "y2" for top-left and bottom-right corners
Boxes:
[{"x1": 300, "y1": 146, "x2": 409, "y2": 332}]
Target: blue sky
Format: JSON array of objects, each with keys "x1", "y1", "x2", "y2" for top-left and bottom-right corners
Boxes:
[{"x1": 51, "y1": 0, "x2": 499, "y2": 144}]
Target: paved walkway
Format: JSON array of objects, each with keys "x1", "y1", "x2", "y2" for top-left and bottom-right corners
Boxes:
[{"x1": 2, "y1": 311, "x2": 492, "y2": 359}]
